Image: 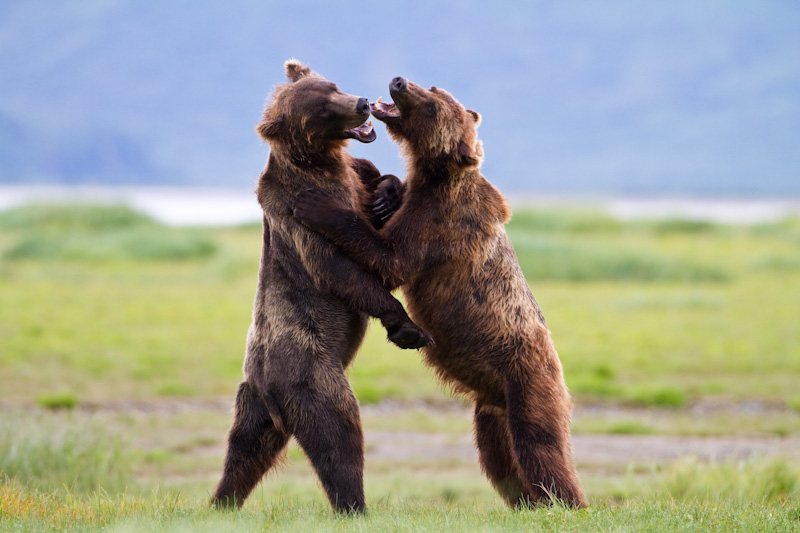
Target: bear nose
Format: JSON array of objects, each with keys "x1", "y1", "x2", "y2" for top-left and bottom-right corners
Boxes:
[
  {"x1": 356, "y1": 97, "x2": 370, "y2": 116},
  {"x1": 390, "y1": 76, "x2": 408, "y2": 94}
]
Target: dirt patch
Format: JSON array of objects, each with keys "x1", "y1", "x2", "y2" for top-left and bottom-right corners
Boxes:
[
  {"x1": 6, "y1": 398, "x2": 799, "y2": 469},
  {"x1": 362, "y1": 400, "x2": 800, "y2": 467},
  {"x1": 365, "y1": 429, "x2": 800, "y2": 467},
  {"x1": 572, "y1": 433, "x2": 800, "y2": 466}
]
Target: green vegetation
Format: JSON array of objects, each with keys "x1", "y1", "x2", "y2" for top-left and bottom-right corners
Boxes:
[
  {"x1": 1, "y1": 203, "x2": 799, "y2": 531},
  {"x1": 0, "y1": 204, "x2": 798, "y2": 406},
  {"x1": 35, "y1": 392, "x2": 80, "y2": 410},
  {"x1": 2, "y1": 465, "x2": 799, "y2": 532},
  {"x1": 2, "y1": 413, "x2": 799, "y2": 531},
  {"x1": 0, "y1": 204, "x2": 216, "y2": 261},
  {"x1": 506, "y1": 209, "x2": 728, "y2": 282},
  {"x1": 0, "y1": 413, "x2": 132, "y2": 494}
]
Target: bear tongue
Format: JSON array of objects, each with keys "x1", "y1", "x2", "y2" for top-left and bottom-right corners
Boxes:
[
  {"x1": 370, "y1": 97, "x2": 400, "y2": 119},
  {"x1": 345, "y1": 121, "x2": 377, "y2": 143}
]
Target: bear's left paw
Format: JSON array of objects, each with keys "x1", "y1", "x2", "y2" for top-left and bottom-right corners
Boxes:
[{"x1": 293, "y1": 187, "x2": 344, "y2": 231}]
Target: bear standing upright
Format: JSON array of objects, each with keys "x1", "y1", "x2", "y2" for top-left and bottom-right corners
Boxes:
[
  {"x1": 294, "y1": 77, "x2": 586, "y2": 508},
  {"x1": 211, "y1": 62, "x2": 431, "y2": 513}
]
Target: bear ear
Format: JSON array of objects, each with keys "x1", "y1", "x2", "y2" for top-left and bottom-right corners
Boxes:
[
  {"x1": 284, "y1": 59, "x2": 312, "y2": 83},
  {"x1": 457, "y1": 140, "x2": 481, "y2": 168},
  {"x1": 256, "y1": 114, "x2": 286, "y2": 140},
  {"x1": 466, "y1": 109, "x2": 481, "y2": 126}
]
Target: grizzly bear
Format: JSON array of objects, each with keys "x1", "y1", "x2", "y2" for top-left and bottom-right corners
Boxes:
[
  {"x1": 211, "y1": 62, "x2": 432, "y2": 513},
  {"x1": 293, "y1": 77, "x2": 586, "y2": 508}
]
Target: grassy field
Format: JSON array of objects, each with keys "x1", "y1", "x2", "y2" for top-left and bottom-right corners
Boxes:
[
  {"x1": 1, "y1": 203, "x2": 799, "y2": 531},
  {"x1": 1, "y1": 204, "x2": 798, "y2": 407},
  {"x1": 2, "y1": 409, "x2": 799, "y2": 531}
]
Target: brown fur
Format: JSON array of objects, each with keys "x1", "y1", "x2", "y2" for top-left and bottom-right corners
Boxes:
[
  {"x1": 211, "y1": 62, "x2": 430, "y2": 514},
  {"x1": 293, "y1": 78, "x2": 586, "y2": 508}
]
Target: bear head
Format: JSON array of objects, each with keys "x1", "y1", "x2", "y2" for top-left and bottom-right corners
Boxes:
[
  {"x1": 257, "y1": 60, "x2": 376, "y2": 149},
  {"x1": 371, "y1": 77, "x2": 483, "y2": 170}
]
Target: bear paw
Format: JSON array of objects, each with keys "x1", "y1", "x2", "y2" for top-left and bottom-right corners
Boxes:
[
  {"x1": 294, "y1": 187, "x2": 347, "y2": 231},
  {"x1": 386, "y1": 322, "x2": 434, "y2": 350},
  {"x1": 372, "y1": 175, "x2": 404, "y2": 222}
]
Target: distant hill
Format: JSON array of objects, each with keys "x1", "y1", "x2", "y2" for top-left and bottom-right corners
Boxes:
[{"x1": 1, "y1": 1, "x2": 798, "y2": 195}]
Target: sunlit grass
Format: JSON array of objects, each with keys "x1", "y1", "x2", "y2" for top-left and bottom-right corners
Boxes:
[
  {"x1": 0, "y1": 413, "x2": 133, "y2": 494},
  {"x1": 2, "y1": 204, "x2": 799, "y2": 530},
  {"x1": 1, "y1": 204, "x2": 799, "y2": 407},
  {"x1": 2, "y1": 473, "x2": 799, "y2": 532}
]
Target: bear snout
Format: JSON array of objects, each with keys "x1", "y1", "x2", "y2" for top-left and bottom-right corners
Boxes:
[
  {"x1": 390, "y1": 76, "x2": 408, "y2": 94},
  {"x1": 356, "y1": 97, "x2": 370, "y2": 116}
]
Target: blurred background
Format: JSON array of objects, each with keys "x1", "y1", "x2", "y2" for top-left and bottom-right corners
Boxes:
[
  {"x1": 1, "y1": 1, "x2": 799, "y2": 526},
  {"x1": 1, "y1": 1, "x2": 798, "y2": 196}
]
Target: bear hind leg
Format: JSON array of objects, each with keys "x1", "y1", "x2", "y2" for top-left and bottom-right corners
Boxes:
[
  {"x1": 211, "y1": 381, "x2": 290, "y2": 509},
  {"x1": 287, "y1": 378, "x2": 366, "y2": 514},
  {"x1": 503, "y1": 374, "x2": 587, "y2": 508},
  {"x1": 474, "y1": 403, "x2": 532, "y2": 507}
]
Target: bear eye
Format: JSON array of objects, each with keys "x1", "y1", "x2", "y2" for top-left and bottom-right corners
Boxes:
[
  {"x1": 423, "y1": 102, "x2": 437, "y2": 117},
  {"x1": 317, "y1": 105, "x2": 328, "y2": 117}
]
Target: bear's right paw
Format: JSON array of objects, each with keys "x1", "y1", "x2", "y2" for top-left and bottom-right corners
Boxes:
[
  {"x1": 372, "y1": 175, "x2": 404, "y2": 222},
  {"x1": 386, "y1": 323, "x2": 434, "y2": 350}
]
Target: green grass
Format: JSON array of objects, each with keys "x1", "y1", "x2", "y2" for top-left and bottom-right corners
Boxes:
[
  {"x1": 2, "y1": 475, "x2": 799, "y2": 532},
  {"x1": 506, "y1": 209, "x2": 729, "y2": 282},
  {"x1": 1, "y1": 408, "x2": 799, "y2": 527},
  {"x1": 0, "y1": 413, "x2": 133, "y2": 494},
  {"x1": 607, "y1": 421, "x2": 653, "y2": 435},
  {"x1": 0, "y1": 204, "x2": 216, "y2": 262},
  {"x1": 1, "y1": 204, "x2": 799, "y2": 407},
  {"x1": 4, "y1": 229, "x2": 217, "y2": 261},
  {"x1": 791, "y1": 397, "x2": 800, "y2": 413},
  {"x1": 36, "y1": 392, "x2": 80, "y2": 410},
  {"x1": 0, "y1": 204, "x2": 154, "y2": 231},
  {"x1": 2, "y1": 203, "x2": 799, "y2": 530}
]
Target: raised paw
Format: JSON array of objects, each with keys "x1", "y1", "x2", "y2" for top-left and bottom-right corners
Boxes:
[
  {"x1": 386, "y1": 322, "x2": 434, "y2": 350},
  {"x1": 371, "y1": 175, "x2": 404, "y2": 222}
]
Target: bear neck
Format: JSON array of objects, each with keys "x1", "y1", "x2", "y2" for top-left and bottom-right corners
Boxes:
[
  {"x1": 276, "y1": 133, "x2": 349, "y2": 171},
  {"x1": 266, "y1": 146, "x2": 352, "y2": 191},
  {"x1": 409, "y1": 154, "x2": 508, "y2": 223},
  {"x1": 411, "y1": 153, "x2": 478, "y2": 189}
]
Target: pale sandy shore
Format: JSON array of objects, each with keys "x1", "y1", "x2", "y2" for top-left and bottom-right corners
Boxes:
[{"x1": 1, "y1": 185, "x2": 799, "y2": 226}]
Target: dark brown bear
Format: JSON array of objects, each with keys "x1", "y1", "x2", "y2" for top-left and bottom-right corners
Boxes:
[
  {"x1": 293, "y1": 77, "x2": 586, "y2": 508},
  {"x1": 211, "y1": 62, "x2": 432, "y2": 513}
]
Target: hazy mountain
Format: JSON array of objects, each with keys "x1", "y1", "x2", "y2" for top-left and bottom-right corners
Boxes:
[{"x1": 1, "y1": 1, "x2": 798, "y2": 195}]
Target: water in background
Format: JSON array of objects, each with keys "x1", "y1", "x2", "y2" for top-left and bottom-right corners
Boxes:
[{"x1": 1, "y1": 186, "x2": 798, "y2": 227}]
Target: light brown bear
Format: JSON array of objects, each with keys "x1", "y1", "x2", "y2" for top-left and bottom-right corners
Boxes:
[{"x1": 293, "y1": 76, "x2": 586, "y2": 508}]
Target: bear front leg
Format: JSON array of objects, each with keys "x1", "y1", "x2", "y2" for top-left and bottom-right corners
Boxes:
[
  {"x1": 350, "y1": 157, "x2": 383, "y2": 193},
  {"x1": 211, "y1": 381, "x2": 290, "y2": 509},
  {"x1": 314, "y1": 248, "x2": 432, "y2": 350},
  {"x1": 293, "y1": 187, "x2": 408, "y2": 287},
  {"x1": 293, "y1": 187, "x2": 358, "y2": 238}
]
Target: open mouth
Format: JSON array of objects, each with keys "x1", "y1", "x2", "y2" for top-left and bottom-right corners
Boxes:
[
  {"x1": 370, "y1": 97, "x2": 401, "y2": 121},
  {"x1": 344, "y1": 120, "x2": 377, "y2": 143}
]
